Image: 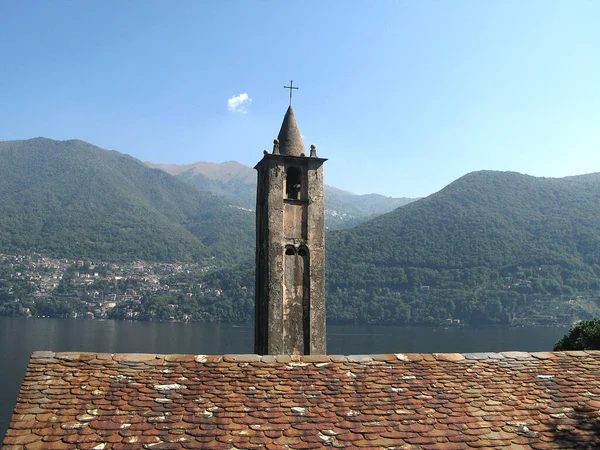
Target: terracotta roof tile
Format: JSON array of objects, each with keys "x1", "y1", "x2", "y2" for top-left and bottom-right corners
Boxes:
[{"x1": 4, "y1": 351, "x2": 600, "y2": 448}]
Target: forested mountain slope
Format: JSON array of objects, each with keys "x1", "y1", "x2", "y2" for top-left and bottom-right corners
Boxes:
[
  {"x1": 0, "y1": 138, "x2": 253, "y2": 263},
  {"x1": 3, "y1": 139, "x2": 600, "y2": 327},
  {"x1": 326, "y1": 171, "x2": 600, "y2": 325},
  {"x1": 331, "y1": 171, "x2": 600, "y2": 269},
  {"x1": 192, "y1": 170, "x2": 600, "y2": 325},
  {"x1": 147, "y1": 161, "x2": 415, "y2": 228}
]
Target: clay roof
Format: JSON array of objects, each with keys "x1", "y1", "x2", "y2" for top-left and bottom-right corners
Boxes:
[
  {"x1": 4, "y1": 351, "x2": 600, "y2": 449},
  {"x1": 277, "y1": 106, "x2": 305, "y2": 157}
]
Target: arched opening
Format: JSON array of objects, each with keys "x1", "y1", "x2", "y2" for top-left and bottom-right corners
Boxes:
[
  {"x1": 298, "y1": 246, "x2": 310, "y2": 354},
  {"x1": 283, "y1": 244, "x2": 311, "y2": 354},
  {"x1": 285, "y1": 167, "x2": 302, "y2": 200}
]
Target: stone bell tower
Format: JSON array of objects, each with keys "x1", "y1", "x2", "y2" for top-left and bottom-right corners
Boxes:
[{"x1": 254, "y1": 106, "x2": 327, "y2": 355}]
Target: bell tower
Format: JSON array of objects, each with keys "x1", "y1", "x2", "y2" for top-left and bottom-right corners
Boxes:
[{"x1": 254, "y1": 105, "x2": 327, "y2": 355}]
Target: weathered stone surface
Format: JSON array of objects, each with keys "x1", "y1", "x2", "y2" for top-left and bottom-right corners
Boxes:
[
  {"x1": 114, "y1": 353, "x2": 157, "y2": 362},
  {"x1": 223, "y1": 354, "x2": 261, "y2": 363},
  {"x1": 463, "y1": 353, "x2": 490, "y2": 360},
  {"x1": 260, "y1": 355, "x2": 277, "y2": 363},
  {"x1": 347, "y1": 355, "x2": 373, "y2": 363},
  {"x1": 31, "y1": 351, "x2": 55, "y2": 359},
  {"x1": 254, "y1": 106, "x2": 327, "y2": 356},
  {"x1": 434, "y1": 353, "x2": 465, "y2": 362},
  {"x1": 164, "y1": 354, "x2": 195, "y2": 362},
  {"x1": 502, "y1": 351, "x2": 533, "y2": 359},
  {"x1": 193, "y1": 355, "x2": 207, "y2": 363},
  {"x1": 370, "y1": 354, "x2": 398, "y2": 362},
  {"x1": 300, "y1": 354, "x2": 330, "y2": 363},
  {"x1": 531, "y1": 352, "x2": 557, "y2": 360}
]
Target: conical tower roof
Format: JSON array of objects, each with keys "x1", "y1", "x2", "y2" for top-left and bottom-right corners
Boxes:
[{"x1": 277, "y1": 106, "x2": 305, "y2": 157}]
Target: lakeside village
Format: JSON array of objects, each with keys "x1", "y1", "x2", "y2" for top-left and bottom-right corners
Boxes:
[
  {"x1": 0, "y1": 252, "x2": 242, "y2": 322},
  {"x1": 1, "y1": 252, "x2": 598, "y2": 326}
]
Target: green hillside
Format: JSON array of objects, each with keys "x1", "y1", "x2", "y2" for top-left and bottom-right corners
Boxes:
[
  {"x1": 3, "y1": 141, "x2": 600, "y2": 327},
  {"x1": 0, "y1": 138, "x2": 253, "y2": 263},
  {"x1": 327, "y1": 171, "x2": 600, "y2": 325},
  {"x1": 188, "y1": 170, "x2": 600, "y2": 326},
  {"x1": 147, "y1": 161, "x2": 416, "y2": 228}
]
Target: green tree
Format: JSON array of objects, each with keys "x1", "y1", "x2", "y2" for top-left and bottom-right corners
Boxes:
[{"x1": 554, "y1": 319, "x2": 600, "y2": 350}]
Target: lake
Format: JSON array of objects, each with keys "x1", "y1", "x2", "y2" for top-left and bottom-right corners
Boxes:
[{"x1": 0, "y1": 316, "x2": 570, "y2": 440}]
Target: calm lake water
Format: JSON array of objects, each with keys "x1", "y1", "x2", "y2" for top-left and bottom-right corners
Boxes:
[{"x1": 0, "y1": 316, "x2": 570, "y2": 440}]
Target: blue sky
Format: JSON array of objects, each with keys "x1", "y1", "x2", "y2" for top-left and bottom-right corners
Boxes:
[{"x1": 1, "y1": 1, "x2": 599, "y2": 198}]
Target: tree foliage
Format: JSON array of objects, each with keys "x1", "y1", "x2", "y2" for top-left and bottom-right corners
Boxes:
[
  {"x1": 0, "y1": 138, "x2": 253, "y2": 264},
  {"x1": 322, "y1": 171, "x2": 600, "y2": 325},
  {"x1": 3, "y1": 141, "x2": 600, "y2": 327},
  {"x1": 554, "y1": 319, "x2": 600, "y2": 350}
]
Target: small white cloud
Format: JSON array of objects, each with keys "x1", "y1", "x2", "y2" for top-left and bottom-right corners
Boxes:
[{"x1": 227, "y1": 93, "x2": 252, "y2": 114}]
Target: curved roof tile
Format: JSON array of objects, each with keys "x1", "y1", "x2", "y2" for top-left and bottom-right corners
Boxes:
[{"x1": 4, "y1": 351, "x2": 600, "y2": 448}]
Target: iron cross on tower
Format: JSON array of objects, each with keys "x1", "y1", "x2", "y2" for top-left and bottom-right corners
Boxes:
[{"x1": 283, "y1": 80, "x2": 299, "y2": 106}]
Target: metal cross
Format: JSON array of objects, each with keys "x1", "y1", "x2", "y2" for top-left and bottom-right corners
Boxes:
[{"x1": 283, "y1": 80, "x2": 299, "y2": 106}]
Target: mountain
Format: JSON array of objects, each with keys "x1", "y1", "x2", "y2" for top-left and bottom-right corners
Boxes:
[
  {"x1": 323, "y1": 186, "x2": 415, "y2": 229},
  {"x1": 326, "y1": 170, "x2": 600, "y2": 325},
  {"x1": 193, "y1": 170, "x2": 600, "y2": 326},
  {"x1": 145, "y1": 161, "x2": 257, "y2": 210},
  {"x1": 0, "y1": 138, "x2": 253, "y2": 263},
  {"x1": 146, "y1": 161, "x2": 416, "y2": 228},
  {"x1": 4, "y1": 139, "x2": 600, "y2": 327}
]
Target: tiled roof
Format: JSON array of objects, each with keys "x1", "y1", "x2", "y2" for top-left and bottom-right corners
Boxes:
[{"x1": 4, "y1": 351, "x2": 600, "y2": 449}]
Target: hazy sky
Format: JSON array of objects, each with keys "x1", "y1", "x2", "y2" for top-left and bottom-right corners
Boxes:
[{"x1": 1, "y1": 1, "x2": 599, "y2": 198}]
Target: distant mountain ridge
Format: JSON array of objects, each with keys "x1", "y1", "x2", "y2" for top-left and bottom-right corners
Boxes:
[
  {"x1": 146, "y1": 161, "x2": 416, "y2": 228},
  {"x1": 0, "y1": 138, "x2": 254, "y2": 263},
  {"x1": 146, "y1": 161, "x2": 255, "y2": 182}
]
